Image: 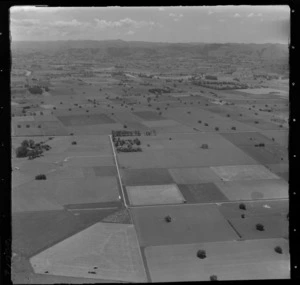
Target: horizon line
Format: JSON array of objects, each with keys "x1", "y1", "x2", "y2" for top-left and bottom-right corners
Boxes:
[{"x1": 11, "y1": 39, "x2": 289, "y2": 45}]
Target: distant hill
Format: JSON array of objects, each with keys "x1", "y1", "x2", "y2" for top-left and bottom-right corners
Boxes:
[{"x1": 11, "y1": 40, "x2": 288, "y2": 74}]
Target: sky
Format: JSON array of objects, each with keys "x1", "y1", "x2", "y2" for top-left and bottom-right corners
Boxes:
[{"x1": 10, "y1": 6, "x2": 290, "y2": 44}]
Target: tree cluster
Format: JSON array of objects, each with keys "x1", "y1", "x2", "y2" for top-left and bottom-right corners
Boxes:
[
  {"x1": 16, "y1": 139, "x2": 51, "y2": 160},
  {"x1": 112, "y1": 130, "x2": 141, "y2": 137},
  {"x1": 28, "y1": 85, "x2": 43, "y2": 94},
  {"x1": 113, "y1": 136, "x2": 142, "y2": 153}
]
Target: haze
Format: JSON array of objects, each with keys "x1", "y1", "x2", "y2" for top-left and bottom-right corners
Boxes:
[{"x1": 10, "y1": 6, "x2": 290, "y2": 44}]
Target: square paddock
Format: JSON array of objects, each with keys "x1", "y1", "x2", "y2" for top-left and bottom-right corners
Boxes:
[
  {"x1": 259, "y1": 130, "x2": 289, "y2": 147},
  {"x1": 39, "y1": 121, "x2": 69, "y2": 136},
  {"x1": 12, "y1": 121, "x2": 44, "y2": 136},
  {"x1": 12, "y1": 208, "x2": 117, "y2": 257},
  {"x1": 130, "y1": 204, "x2": 238, "y2": 247},
  {"x1": 133, "y1": 111, "x2": 167, "y2": 121},
  {"x1": 12, "y1": 116, "x2": 35, "y2": 122},
  {"x1": 57, "y1": 114, "x2": 116, "y2": 126},
  {"x1": 64, "y1": 156, "x2": 115, "y2": 167},
  {"x1": 177, "y1": 183, "x2": 229, "y2": 203},
  {"x1": 217, "y1": 199, "x2": 289, "y2": 220},
  {"x1": 215, "y1": 179, "x2": 289, "y2": 201},
  {"x1": 169, "y1": 167, "x2": 223, "y2": 184},
  {"x1": 121, "y1": 168, "x2": 175, "y2": 186},
  {"x1": 12, "y1": 176, "x2": 120, "y2": 212},
  {"x1": 141, "y1": 120, "x2": 180, "y2": 128},
  {"x1": 126, "y1": 184, "x2": 185, "y2": 206},
  {"x1": 235, "y1": 145, "x2": 288, "y2": 165},
  {"x1": 93, "y1": 166, "x2": 117, "y2": 177},
  {"x1": 227, "y1": 215, "x2": 289, "y2": 240},
  {"x1": 117, "y1": 147, "x2": 257, "y2": 169},
  {"x1": 144, "y1": 238, "x2": 290, "y2": 282},
  {"x1": 220, "y1": 131, "x2": 277, "y2": 146},
  {"x1": 210, "y1": 165, "x2": 280, "y2": 181},
  {"x1": 29, "y1": 223, "x2": 147, "y2": 283},
  {"x1": 66, "y1": 123, "x2": 123, "y2": 135},
  {"x1": 51, "y1": 176, "x2": 121, "y2": 206}
]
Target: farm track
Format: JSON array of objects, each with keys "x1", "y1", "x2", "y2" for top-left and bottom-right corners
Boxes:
[
  {"x1": 109, "y1": 134, "x2": 128, "y2": 208},
  {"x1": 129, "y1": 197, "x2": 289, "y2": 209}
]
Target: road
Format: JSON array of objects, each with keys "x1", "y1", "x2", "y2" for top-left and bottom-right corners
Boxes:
[{"x1": 108, "y1": 135, "x2": 128, "y2": 208}]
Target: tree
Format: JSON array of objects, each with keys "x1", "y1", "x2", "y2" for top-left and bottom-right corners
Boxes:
[
  {"x1": 21, "y1": 140, "x2": 29, "y2": 148},
  {"x1": 35, "y1": 174, "x2": 47, "y2": 180},
  {"x1": 16, "y1": 146, "x2": 28, "y2": 158},
  {"x1": 201, "y1": 144, "x2": 209, "y2": 149},
  {"x1": 210, "y1": 275, "x2": 218, "y2": 281},
  {"x1": 197, "y1": 249, "x2": 206, "y2": 259},
  {"x1": 239, "y1": 203, "x2": 246, "y2": 210},
  {"x1": 164, "y1": 215, "x2": 172, "y2": 223},
  {"x1": 71, "y1": 141, "x2": 77, "y2": 145},
  {"x1": 28, "y1": 140, "x2": 35, "y2": 148},
  {"x1": 274, "y1": 246, "x2": 283, "y2": 254},
  {"x1": 256, "y1": 223, "x2": 265, "y2": 231}
]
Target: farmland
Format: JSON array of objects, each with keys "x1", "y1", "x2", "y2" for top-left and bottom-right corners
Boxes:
[{"x1": 11, "y1": 39, "x2": 289, "y2": 283}]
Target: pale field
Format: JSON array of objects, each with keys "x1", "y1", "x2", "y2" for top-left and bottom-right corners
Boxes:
[
  {"x1": 126, "y1": 184, "x2": 185, "y2": 206},
  {"x1": 30, "y1": 223, "x2": 147, "y2": 282},
  {"x1": 215, "y1": 179, "x2": 289, "y2": 201},
  {"x1": 210, "y1": 165, "x2": 280, "y2": 181}
]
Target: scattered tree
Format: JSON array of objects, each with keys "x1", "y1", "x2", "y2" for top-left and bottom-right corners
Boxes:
[
  {"x1": 197, "y1": 249, "x2": 206, "y2": 259},
  {"x1": 274, "y1": 246, "x2": 283, "y2": 254},
  {"x1": 256, "y1": 223, "x2": 265, "y2": 231},
  {"x1": 164, "y1": 215, "x2": 172, "y2": 223},
  {"x1": 201, "y1": 144, "x2": 209, "y2": 149},
  {"x1": 239, "y1": 203, "x2": 246, "y2": 210},
  {"x1": 71, "y1": 141, "x2": 77, "y2": 145},
  {"x1": 35, "y1": 174, "x2": 47, "y2": 180},
  {"x1": 210, "y1": 275, "x2": 218, "y2": 281}
]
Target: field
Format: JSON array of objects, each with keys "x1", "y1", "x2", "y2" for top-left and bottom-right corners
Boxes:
[
  {"x1": 177, "y1": 183, "x2": 229, "y2": 203},
  {"x1": 131, "y1": 204, "x2": 238, "y2": 247},
  {"x1": 11, "y1": 39, "x2": 289, "y2": 283},
  {"x1": 121, "y1": 168, "x2": 174, "y2": 186},
  {"x1": 214, "y1": 179, "x2": 289, "y2": 201},
  {"x1": 126, "y1": 184, "x2": 185, "y2": 206},
  {"x1": 30, "y1": 223, "x2": 147, "y2": 282},
  {"x1": 12, "y1": 209, "x2": 118, "y2": 257},
  {"x1": 145, "y1": 239, "x2": 290, "y2": 282}
]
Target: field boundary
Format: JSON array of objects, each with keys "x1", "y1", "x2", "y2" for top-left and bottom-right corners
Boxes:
[{"x1": 130, "y1": 197, "x2": 289, "y2": 208}]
